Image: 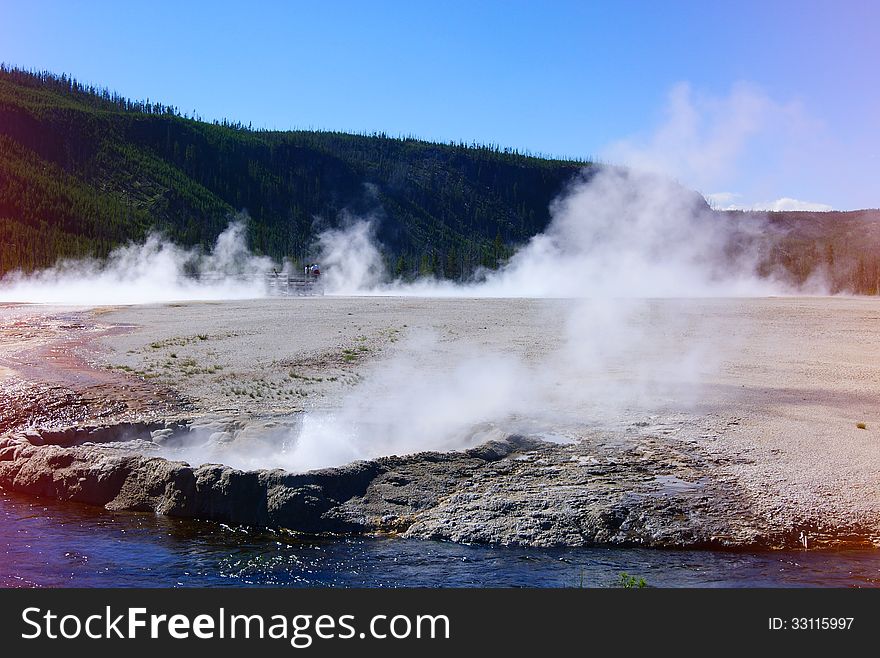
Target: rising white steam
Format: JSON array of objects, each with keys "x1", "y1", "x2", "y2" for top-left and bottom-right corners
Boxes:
[
  {"x1": 162, "y1": 296, "x2": 727, "y2": 472},
  {"x1": 601, "y1": 82, "x2": 804, "y2": 193},
  {"x1": 276, "y1": 297, "x2": 723, "y2": 470},
  {"x1": 0, "y1": 221, "x2": 275, "y2": 305},
  {"x1": 168, "y1": 166, "x2": 792, "y2": 472},
  {"x1": 284, "y1": 334, "x2": 529, "y2": 469},
  {"x1": 315, "y1": 218, "x2": 385, "y2": 294},
  {"x1": 318, "y1": 167, "x2": 786, "y2": 298},
  {"x1": 478, "y1": 168, "x2": 781, "y2": 297}
]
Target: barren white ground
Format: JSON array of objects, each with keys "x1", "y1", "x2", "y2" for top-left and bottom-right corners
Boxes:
[{"x1": 89, "y1": 296, "x2": 880, "y2": 538}]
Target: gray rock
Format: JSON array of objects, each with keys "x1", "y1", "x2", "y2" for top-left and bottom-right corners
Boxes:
[{"x1": 0, "y1": 423, "x2": 875, "y2": 549}]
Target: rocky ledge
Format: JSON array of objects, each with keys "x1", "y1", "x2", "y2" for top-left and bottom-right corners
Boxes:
[{"x1": 3, "y1": 421, "x2": 873, "y2": 549}]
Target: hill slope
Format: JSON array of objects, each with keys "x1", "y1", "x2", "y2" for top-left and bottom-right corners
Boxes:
[{"x1": 0, "y1": 67, "x2": 585, "y2": 277}]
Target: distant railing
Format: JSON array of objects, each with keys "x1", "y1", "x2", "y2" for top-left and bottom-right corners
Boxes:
[
  {"x1": 193, "y1": 271, "x2": 325, "y2": 296},
  {"x1": 266, "y1": 271, "x2": 324, "y2": 296}
]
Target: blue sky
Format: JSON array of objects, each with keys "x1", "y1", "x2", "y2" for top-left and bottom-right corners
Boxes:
[{"x1": 1, "y1": 0, "x2": 877, "y2": 209}]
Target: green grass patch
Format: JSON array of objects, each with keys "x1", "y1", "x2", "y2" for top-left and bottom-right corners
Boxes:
[{"x1": 618, "y1": 573, "x2": 647, "y2": 588}]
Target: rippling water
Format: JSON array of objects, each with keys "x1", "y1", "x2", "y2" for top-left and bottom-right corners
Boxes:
[{"x1": 2, "y1": 490, "x2": 879, "y2": 588}]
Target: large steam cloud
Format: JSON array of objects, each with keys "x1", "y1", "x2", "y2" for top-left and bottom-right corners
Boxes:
[
  {"x1": 318, "y1": 167, "x2": 789, "y2": 298},
  {"x1": 315, "y1": 217, "x2": 385, "y2": 294},
  {"x1": 246, "y1": 299, "x2": 719, "y2": 472},
  {"x1": 0, "y1": 220, "x2": 275, "y2": 305},
  {"x1": 158, "y1": 167, "x2": 791, "y2": 472}
]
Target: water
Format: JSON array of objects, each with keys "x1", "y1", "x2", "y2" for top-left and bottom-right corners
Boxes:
[{"x1": 2, "y1": 490, "x2": 879, "y2": 588}]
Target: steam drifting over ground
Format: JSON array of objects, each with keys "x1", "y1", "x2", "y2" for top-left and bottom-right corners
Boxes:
[
  {"x1": 0, "y1": 221, "x2": 275, "y2": 305},
  {"x1": 319, "y1": 168, "x2": 793, "y2": 298},
  {"x1": 1, "y1": 168, "x2": 801, "y2": 306},
  {"x1": 157, "y1": 168, "x2": 798, "y2": 472},
  {"x1": 1, "y1": 167, "x2": 813, "y2": 473}
]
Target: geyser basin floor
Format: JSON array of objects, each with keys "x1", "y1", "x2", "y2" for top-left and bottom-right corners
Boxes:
[{"x1": 1, "y1": 297, "x2": 880, "y2": 551}]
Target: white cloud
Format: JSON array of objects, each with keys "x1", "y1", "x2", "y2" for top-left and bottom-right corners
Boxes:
[{"x1": 706, "y1": 193, "x2": 833, "y2": 212}]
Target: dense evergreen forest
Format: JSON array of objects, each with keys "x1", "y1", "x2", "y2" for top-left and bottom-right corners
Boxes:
[
  {"x1": 0, "y1": 66, "x2": 585, "y2": 278},
  {"x1": 1, "y1": 66, "x2": 878, "y2": 292}
]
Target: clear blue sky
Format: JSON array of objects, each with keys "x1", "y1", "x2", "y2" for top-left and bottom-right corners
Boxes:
[{"x1": 1, "y1": 0, "x2": 877, "y2": 209}]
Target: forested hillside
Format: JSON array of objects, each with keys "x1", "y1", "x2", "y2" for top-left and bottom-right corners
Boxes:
[
  {"x1": 1, "y1": 66, "x2": 878, "y2": 292},
  {"x1": 0, "y1": 66, "x2": 584, "y2": 277}
]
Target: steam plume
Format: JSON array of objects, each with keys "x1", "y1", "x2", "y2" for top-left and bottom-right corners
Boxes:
[
  {"x1": 0, "y1": 220, "x2": 275, "y2": 305},
  {"x1": 168, "y1": 166, "x2": 791, "y2": 472},
  {"x1": 318, "y1": 168, "x2": 787, "y2": 298}
]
